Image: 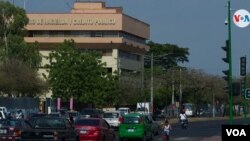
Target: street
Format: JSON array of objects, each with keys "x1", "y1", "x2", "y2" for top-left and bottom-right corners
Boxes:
[{"x1": 115, "y1": 117, "x2": 250, "y2": 141}]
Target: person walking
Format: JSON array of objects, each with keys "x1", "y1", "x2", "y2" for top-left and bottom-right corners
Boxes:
[{"x1": 162, "y1": 119, "x2": 172, "y2": 141}]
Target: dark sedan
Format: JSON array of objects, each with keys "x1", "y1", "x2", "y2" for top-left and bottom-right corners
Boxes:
[
  {"x1": 0, "y1": 119, "x2": 31, "y2": 141},
  {"x1": 20, "y1": 116, "x2": 79, "y2": 141}
]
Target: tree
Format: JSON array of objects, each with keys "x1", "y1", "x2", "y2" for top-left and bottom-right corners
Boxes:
[
  {"x1": 0, "y1": 59, "x2": 48, "y2": 97},
  {"x1": 0, "y1": 1, "x2": 29, "y2": 61},
  {"x1": 47, "y1": 39, "x2": 120, "y2": 107},
  {"x1": 146, "y1": 41, "x2": 189, "y2": 70},
  {"x1": 0, "y1": 1, "x2": 46, "y2": 97}
]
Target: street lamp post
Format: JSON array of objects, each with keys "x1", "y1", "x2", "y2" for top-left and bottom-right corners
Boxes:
[{"x1": 226, "y1": 0, "x2": 233, "y2": 124}]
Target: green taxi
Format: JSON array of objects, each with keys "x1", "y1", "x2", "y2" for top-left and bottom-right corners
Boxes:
[{"x1": 118, "y1": 113, "x2": 153, "y2": 141}]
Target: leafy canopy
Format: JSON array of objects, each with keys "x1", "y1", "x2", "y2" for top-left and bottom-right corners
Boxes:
[{"x1": 47, "y1": 39, "x2": 120, "y2": 107}]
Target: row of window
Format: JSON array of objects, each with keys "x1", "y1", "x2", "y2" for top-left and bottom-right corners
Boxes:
[
  {"x1": 27, "y1": 31, "x2": 146, "y2": 44},
  {"x1": 119, "y1": 50, "x2": 141, "y2": 61}
]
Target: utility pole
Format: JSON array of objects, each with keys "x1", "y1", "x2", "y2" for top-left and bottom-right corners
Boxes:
[
  {"x1": 150, "y1": 53, "x2": 154, "y2": 113},
  {"x1": 179, "y1": 68, "x2": 182, "y2": 111}
]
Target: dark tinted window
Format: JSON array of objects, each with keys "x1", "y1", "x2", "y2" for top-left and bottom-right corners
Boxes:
[
  {"x1": 103, "y1": 113, "x2": 119, "y2": 118},
  {"x1": 123, "y1": 117, "x2": 140, "y2": 124},
  {"x1": 75, "y1": 119, "x2": 99, "y2": 126},
  {"x1": 34, "y1": 118, "x2": 65, "y2": 128}
]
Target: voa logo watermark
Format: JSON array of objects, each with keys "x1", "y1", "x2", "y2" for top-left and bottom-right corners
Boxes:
[
  {"x1": 222, "y1": 125, "x2": 250, "y2": 141},
  {"x1": 233, "y1": 9, "x2": 250, "y2": 28},
  {"x1": 226, "y1": 129, "x2": 246, "y2": 136}
]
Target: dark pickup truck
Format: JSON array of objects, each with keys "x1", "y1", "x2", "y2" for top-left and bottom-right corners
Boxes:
[{"x1": 21, "y1": 116, "x2": 78, "y2": 141}]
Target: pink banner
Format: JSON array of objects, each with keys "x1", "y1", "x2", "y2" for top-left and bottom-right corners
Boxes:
[
  {"x1": 70, "y1": 97, "x2": 73, "y2": 110},
  {"x1": 57, "y1": 98, "x2": 61, "y2": 111}
]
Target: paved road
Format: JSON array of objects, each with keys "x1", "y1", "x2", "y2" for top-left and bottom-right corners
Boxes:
[
  {"x1": 152, "y1": 117, "x2": 249, "y2": 141},
  {"x1": 115, "y1": 117, "x2": 250, "y2": 141}
]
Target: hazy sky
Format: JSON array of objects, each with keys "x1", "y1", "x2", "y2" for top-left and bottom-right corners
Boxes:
[{"x1": 9, "y1": 0, "x2": 250, "y2": 77}]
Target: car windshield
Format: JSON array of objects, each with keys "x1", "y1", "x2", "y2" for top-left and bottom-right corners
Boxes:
[
  {"x1": 34, "y1": 118, "x2": 65, "y2": 128},
  {"x1": 75, "y1": 119, "x2": 99, "y2": 126},
  {"x1": 103, "y1": 113, "x2": 119, "y2": 118},
  {"x1": 123, "y1": 117, "x2": 140, "y2": 124}
]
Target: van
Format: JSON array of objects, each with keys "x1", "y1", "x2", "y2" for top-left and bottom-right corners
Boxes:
[{"x1": 182, "y1": 103, "x2": 196, "y2": 117}]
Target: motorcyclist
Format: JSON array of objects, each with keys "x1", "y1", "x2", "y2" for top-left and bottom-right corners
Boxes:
[{"x1": 179, "y1": 109, "x2": 188, "y2": 129}]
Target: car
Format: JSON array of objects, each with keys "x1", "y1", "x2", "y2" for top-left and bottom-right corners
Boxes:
[
  {"x1": 80, "y1": 108, "x2": 103, "y2": 118},
  {"x1": 117, "y1": 107, "x2": 130, "y2": 115},
  {"x1": 68, "y1": 111, "x2": 81, "y2": 123},
  {"x1": 118, "y1": 113, "x2": 153, "y2": 141},
  {"x1": 103, "y1": 111, "x2": 121, "y2": 130},
  {"x1": 20, "y1": 116, "x2": 78, "y2": 141},
  {"x1": 182, "y1": 103, "x2": 196, "y2": 117},
  {"x1": 0, "y1": 119, "x2": 31, "y2": 141},
  {"x1": 74, "y1": 118, "x2": 115, "y2": 141},
  {"x1": 48, "y1": 112, "x2": 61, "y2": 117}
]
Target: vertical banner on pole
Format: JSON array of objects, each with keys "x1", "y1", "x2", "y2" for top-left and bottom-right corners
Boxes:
[
  {"x1": 70, "y1": 97, "x2": 73, "y2": 111},
  {"x1": 57, "y1": 98, "x2": 61, "y2": 111}
]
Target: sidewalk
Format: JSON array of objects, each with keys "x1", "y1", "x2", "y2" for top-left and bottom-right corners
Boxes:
[{"x1": 161, "y1": 114, "x2": 249, "y2": 124}]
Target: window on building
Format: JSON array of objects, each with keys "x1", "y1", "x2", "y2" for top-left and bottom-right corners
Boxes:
[
  {"x1": 95, "y1": 32, "x2": 103, "y2": 37},
  {"x1": 102, "y1": 49, "x2": 112, "y2": 56}
]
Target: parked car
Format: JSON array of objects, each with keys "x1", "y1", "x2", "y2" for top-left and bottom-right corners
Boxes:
[
  {"x1": 119, "y1": 113, "x2": 153, "y2": 141},
  {"x1": 20, "y1": 116, "x2": 78, "y2": 141},
  {"x1": 0, "y1": 119, "x2": 31, "y2": 141},
  {"x1": 103, "y1": 111, "x2": 121, "y2": 130},
  {"x1": 80, "y1": 108, "x2": 103, "y2": 118},
  {"x1": 74, "y1": 118, "x2": 115, "y2": 141}
]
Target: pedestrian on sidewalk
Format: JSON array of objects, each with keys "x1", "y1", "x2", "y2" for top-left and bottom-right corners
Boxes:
[{"x1": 162, "y1": 118, "x2": 172, "y2": 141}]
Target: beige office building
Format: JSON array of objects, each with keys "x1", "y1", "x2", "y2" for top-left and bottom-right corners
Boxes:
[{"x1": 24, "y1": 1, "x2": 150, "y2": 97}]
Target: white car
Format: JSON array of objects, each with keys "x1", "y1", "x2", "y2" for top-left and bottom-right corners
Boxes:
[
  {"x1": 117, "y1": 107, "x2": 130, "y2": 115},
  {"x1": 103, "y1": 111, "x2": 121, "y2": 129}
]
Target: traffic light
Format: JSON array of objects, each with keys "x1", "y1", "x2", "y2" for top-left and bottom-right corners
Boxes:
[
  {"x1": 222, "y1": 40, "x2": 229, "y2": 81},
  {"x1": 232, "y1": 82, "x2": 240, "y2": 96},
  {"x1": 240, "y1": 56, "x2": 246, "y2": 76},
  {"x1": 241, "y1": 78, "x2": 246, "y2": 96},
  {"x1": 222, "y1": 40, "x2": 229, "y2": 63},
  {"x1": 245, "y1": 89, "x2": 250, "y2": 99}
]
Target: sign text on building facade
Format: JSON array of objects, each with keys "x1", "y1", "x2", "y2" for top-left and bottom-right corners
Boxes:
[{"x1": 28, "y1": 18, "x2": 116, "y2": 25}]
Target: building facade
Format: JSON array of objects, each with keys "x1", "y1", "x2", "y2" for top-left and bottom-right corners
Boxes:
[{"x1": 24, "y1": 1, "x2": 150, "y2": 98}]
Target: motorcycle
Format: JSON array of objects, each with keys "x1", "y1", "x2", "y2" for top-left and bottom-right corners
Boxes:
[{"x1": 180, "y1": 119, "x2": 188, "y2": 129}]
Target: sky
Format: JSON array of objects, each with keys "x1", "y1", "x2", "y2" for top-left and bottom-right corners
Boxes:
[{"x1": 8, "y1": 0, "x2": 250, "y2": 77}]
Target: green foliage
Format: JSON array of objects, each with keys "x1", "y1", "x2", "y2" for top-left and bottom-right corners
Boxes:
[
  {"x1": 47, "y1": 39, "x2": 120, "y2": 107},
  {"x1": 0, "y1": 59, "x2": 48, "y2": 97},
  {"x1": 0, "y1": 1, "x2": 46, "y2": 97},
  {"x1": 146, "y1": 41, "x2": 189, "y2": 70}
]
